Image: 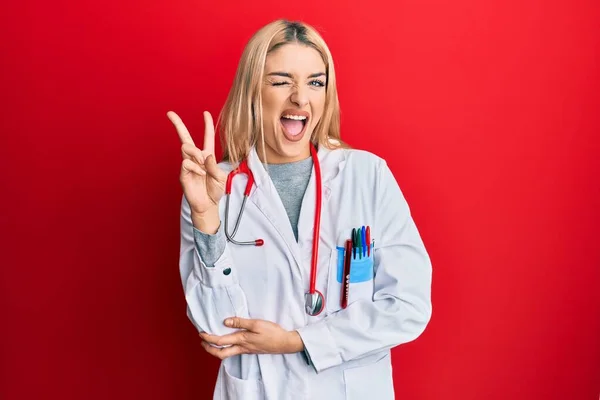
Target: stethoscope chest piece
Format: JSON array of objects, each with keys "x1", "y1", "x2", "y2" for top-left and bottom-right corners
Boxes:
[{"x1": 304, "y1": 290, "x2": 325, "y2": 316}]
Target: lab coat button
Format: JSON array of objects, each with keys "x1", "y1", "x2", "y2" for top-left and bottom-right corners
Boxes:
[{"x1": 223, "y1": 268, "x2": 232, "y2": 276}]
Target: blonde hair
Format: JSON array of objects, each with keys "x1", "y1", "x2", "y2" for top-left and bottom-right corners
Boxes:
[{"x1": 217, "y1": 20, "x2": 348, "y2": 166}]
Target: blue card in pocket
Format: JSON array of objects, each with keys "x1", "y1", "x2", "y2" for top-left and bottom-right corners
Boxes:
[{"x1": 335, "y1": 242, "x2": 374, "y2": 283}]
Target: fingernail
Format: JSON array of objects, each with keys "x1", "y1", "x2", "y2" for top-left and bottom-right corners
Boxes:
[{"x1": 225, "y1": 319, "x2": 232, "y2": 327}]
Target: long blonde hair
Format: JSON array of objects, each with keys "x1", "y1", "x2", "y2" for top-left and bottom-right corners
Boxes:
[{"x1": 217, "y1": 20, "x2": 348, "y2": 166}]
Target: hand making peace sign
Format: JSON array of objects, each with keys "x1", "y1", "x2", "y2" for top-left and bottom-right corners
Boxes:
[{"x1": 167, "y1": 111, "x2": 228, "y2": 217}]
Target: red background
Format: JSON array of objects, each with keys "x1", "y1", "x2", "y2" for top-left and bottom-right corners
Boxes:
[{"x1": 2, "y1": 0, "x2": 599, "y2": 399}]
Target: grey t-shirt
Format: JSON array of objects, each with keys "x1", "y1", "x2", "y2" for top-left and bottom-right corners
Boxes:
[{"x1": 193, "y1": 156, "x2": 314, "y2": 266}]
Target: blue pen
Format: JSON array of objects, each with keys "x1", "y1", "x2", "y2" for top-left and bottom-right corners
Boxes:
[{"x1": 361, "y1": 226, "x2": 367, "y2": 257}]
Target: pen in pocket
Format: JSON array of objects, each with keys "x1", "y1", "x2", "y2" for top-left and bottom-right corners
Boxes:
[
  {"x1": 366, "y1": 226, "x2": 371, "y2": 256},
  {"x1": 361, "y1": 226, "x2": 367, "y2": 257},
  {"x1": 340, "y1": 239, "x2": 353, "y2": 309}
]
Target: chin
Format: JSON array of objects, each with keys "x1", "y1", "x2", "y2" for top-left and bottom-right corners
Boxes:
[
  {"x1": 276, "y1": 141, "x2": 307, "y2": 159},
  {"x1": 267, "y1": 134, "x2": 312, "y2": 163}
]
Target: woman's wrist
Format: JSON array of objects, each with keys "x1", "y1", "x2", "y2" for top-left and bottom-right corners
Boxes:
[
  {"x1": 191, "y1": 208, "x2": 220, "y2": 234},
  {"x1": 286, "y1": 331, "x2": 305, "y2": 353}
]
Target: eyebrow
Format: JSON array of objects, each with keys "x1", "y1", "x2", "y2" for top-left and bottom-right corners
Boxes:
[{"x1": 266, "y1": 72, "x2": 326, "y2": 79}]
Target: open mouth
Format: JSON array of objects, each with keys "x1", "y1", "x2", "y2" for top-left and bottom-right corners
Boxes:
[{"x1": 280, "y1": 111, "x2": 309, "y2": 142}]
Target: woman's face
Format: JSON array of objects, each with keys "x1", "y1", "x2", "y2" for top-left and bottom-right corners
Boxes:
[{"x1": 260, "y1": 43, "x2": 327, "y2": 164}]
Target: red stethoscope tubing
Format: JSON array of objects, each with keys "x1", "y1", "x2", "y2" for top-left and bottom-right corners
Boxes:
[
  {"x1": 309, "y1": 144, "x2": 322, "y2": 297},
  {"x1": 224, "y1": 143, "x2": 322, "y2": 297}
]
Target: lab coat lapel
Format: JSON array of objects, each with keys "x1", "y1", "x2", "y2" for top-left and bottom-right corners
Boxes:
[{"x1": 247, "y1": 147, "x2": 303, "y2": 272}]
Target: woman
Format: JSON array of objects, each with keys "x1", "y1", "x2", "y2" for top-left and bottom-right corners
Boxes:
[{"x1": 168, "y1": 19, "x2": 432, "y2": 400}]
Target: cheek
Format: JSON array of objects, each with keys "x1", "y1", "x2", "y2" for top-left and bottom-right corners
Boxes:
[
  {"x1": 311, "y1": 94, "x2": 326, "y2": 121},
  {"x1": 261, "y1": 88, "x2": 285, "y2": 117},
  {"x1": 259, "y1": 93, "x2": 280, "y2": 142}
]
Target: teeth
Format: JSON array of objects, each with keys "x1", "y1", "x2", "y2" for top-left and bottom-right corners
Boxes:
[{"x1": 282, "y1": 115, "x2": 307, "y2": 120}]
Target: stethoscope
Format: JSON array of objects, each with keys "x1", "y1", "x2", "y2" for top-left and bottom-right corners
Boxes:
[{"x1": 224, "y1": 143, "x2": 325, "y2": 316}]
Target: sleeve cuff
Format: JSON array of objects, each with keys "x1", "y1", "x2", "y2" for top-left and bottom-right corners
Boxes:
[
  {"x1": 190, "y1": 224, "x2": 237, "y2": 288},
  {"x1": 297, "y1": 321, "x2": 343, "y2": 373},
  {"x1": 193, "y1": 222, "x2": 226, "y2": 268}
]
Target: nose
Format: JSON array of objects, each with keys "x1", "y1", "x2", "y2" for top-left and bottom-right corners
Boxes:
[{"x1": 290, "y1": 85, "x2": 309, "y2": 108}]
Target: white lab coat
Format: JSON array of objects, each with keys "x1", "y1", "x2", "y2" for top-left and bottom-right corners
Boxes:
[{"x1": 179, "y1": 142, "x2": 432, "y2": 400}]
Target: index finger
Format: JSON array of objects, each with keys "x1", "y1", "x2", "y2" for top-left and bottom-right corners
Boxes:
[
  {"x1": 167, "y1": 111, "x2": 195, "y2": 146},
  {"x1": 203, "y1": 111, "x2": 215, "y2": 155},
  {"x1": 225, "y1": 317, "x2": 257, "y2": 331}
]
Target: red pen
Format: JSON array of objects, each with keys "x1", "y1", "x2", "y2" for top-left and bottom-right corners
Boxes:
[
  {"x1": 366, "y1": 226, "x2": 371, "y2": 256},
  {"x1": 340, "y1": 239, "x2": 353, "y2": 309}
]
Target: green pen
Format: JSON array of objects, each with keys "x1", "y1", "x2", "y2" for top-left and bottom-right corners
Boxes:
[{"x1": 351, "y1": 228, "x2": 356, "y2": 259}]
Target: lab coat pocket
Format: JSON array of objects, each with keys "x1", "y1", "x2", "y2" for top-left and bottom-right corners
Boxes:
[
  {"x1": 219, "y1": 358, "x2": 265, "y2": 400},
  {"x1": 343, "y1": 353, "x2": 394, "y2": 400},
  {"x1": 326, "y1": 236, "x2": 375, "y2": 313}
]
